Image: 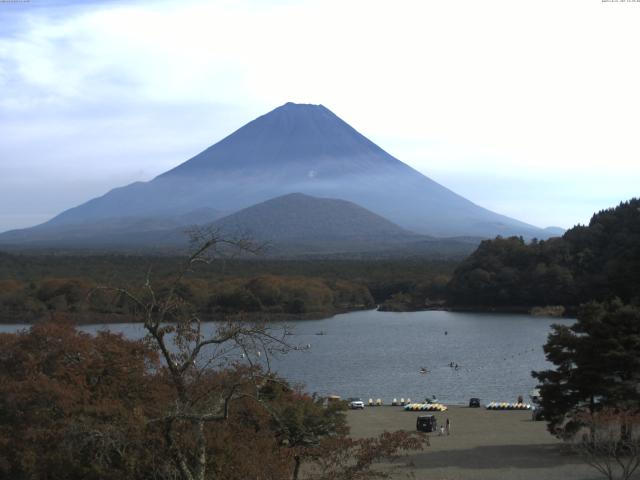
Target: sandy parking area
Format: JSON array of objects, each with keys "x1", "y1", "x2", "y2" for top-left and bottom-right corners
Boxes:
[{"x1": 347, "y1": 406, "x2": 604, "y2": 480}]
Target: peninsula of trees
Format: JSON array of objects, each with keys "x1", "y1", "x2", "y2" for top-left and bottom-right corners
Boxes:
[{"x1": 447, "y1": 198, "x2": 640, "y2": 312}]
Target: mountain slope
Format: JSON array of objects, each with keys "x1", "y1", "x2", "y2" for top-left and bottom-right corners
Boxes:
[
  {"x1": 213, "y1": 193, "x2": 413, "y2": 240},
  {"x1": 0, "y1": 208, "x2": 225, "y2": 248},
  {"x1": 203, "y1": 193, "x2": 423, "y2": 254},
  {"x1": 1, "y1": 102, "x2": 550, "y2": 246}
]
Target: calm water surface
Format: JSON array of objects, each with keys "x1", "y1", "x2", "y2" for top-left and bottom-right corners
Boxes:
[{"x1": 1, "y1": 310, "x2": 573, "y2": 405}]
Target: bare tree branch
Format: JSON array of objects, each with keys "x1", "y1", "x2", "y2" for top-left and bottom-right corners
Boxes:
[{"x1": 97, "y1": 228, "x2": 293, "y2": 480}]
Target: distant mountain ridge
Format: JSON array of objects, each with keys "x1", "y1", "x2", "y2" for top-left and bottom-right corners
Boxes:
[
  {"x1": 213, "y1": 193, "x2": 413, "y2": 240},
  {"x1": 0, "y1": 193, "x2": 481, "y2": 258},
  {"x1": 207, "y1": 193, "x2": 426, "y2": 255},
  {"x1": 0, "y1": 102, "x2": 557, "y2": 252},
  {"x1": 0, "y1": 208, "x2": 226, "y2": 248}
]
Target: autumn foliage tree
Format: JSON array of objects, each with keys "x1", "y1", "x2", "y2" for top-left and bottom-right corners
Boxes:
[
  {"x1": 0, "y1": 322, "x2": 165, "y2": 479},
  {"x1": 0, "y1": 230, "x2": 427, "y2": 480},
  {"x1": 0, "y1": 324, "x2": 425, "y2": 480}
]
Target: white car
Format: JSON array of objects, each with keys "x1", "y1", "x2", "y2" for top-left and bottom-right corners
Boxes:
[{"x1": 349, "y1": 399, "x2": 365, "y2": 409}]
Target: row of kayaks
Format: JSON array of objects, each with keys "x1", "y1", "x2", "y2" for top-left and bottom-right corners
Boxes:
[
  {"x1": 486, "y1": 402, "x2": 532, "y2": 410},
  {"x1": 403, "y1": 403, "x2": 448, "y2": 412},
  {"x1": 393, "y1": 401, "x2": 532, "y2": 410}
]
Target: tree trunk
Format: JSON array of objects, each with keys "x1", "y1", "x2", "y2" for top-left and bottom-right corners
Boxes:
[
  {"x1": 195, "y1": 419, "x2": 207, "y2": 480},
  {"x1": 292, "y1": 455, "x2": 301, "y2": 480},
  {"x1": 165, "y1": 418, "x2": 196, "y2": 480},
  {"x1": 589, "y1": 396, "x2": 596, "y2": 440}
]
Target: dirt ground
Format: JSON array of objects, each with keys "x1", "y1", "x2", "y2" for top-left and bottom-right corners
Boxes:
[{"x1": 346, "y1": 406, "x2": 607, "y2": 480}]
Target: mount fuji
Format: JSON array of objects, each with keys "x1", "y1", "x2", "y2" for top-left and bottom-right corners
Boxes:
[{"x1": 0, "y1": 102, "x2": 554, "y2": 251}]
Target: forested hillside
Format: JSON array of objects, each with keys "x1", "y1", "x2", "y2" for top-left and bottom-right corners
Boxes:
[
  {"x1": 0, "y1": 254, "x2": 456, "y2": 322},
  {"x1": 447, "y1": 198, "x2": 640, "y2": 309}
]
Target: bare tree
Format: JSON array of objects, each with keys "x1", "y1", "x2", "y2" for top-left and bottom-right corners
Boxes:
[
  {"x1": 91, "y1": 227, "x2": 427, "y2": 480},
  {"x1": 97, "y1": 228, "x2": 293, "y2": 480},
  {"x1": 573, "y1": 409, "x2": 640, "y2": 480}
]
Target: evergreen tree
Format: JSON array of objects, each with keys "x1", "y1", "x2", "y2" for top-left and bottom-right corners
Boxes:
[
  {"x1": 532, "y1": 300, "x2": 640, "y2": 436},
  {"x1": 447, "y1": 197, "x2": 640, "y2": 308}
]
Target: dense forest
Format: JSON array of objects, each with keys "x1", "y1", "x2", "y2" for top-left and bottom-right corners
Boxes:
[
  {"x1": 447, "y1": 198, "x2": 640, "y2": 311},
  {"x1": 3, "y1": 198, "x2": 638, "y2": 322},
  {"x1": 0, "y1": 254, "x2": 456, "y2": 323}
]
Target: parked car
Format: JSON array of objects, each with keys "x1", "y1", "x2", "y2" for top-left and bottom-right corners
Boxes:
[
  {"x1": 348, "y1": 398, "x2": 365, "y2": 409},
  {"x1": 469, "y1": 397, "x2": 481, "y2": 408},
  {"x1": 416, "y1": 415, "x2": 437, "y2": 432}
]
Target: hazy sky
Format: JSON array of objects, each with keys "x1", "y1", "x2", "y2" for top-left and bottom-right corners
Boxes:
[{"x1": 1, "y1": 0, "x2": 639, "y2": 233}]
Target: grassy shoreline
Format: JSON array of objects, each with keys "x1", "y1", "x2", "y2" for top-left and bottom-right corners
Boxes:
[{"x1": 346, "y1": 405, "x2": 596, "y2": 480}]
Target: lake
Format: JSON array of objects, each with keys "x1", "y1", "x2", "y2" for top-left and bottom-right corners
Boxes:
[{"x1": 0, "y1": 309, "x2": 573, "y2": 405}]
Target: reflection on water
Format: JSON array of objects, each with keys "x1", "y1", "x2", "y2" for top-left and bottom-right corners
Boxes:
[{"x1": 0, "y1": 310, "x2": 573, "y2": 405}]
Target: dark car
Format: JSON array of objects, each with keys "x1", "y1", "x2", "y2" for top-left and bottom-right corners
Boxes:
[
  {"x1": 416, "y1": 415, "x2": 437, "y2": 433},
  {"x1": 469, "y1": 397, "x2": 481, "y2": 408}
]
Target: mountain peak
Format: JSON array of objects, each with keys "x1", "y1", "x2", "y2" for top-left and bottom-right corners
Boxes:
[
  {"x1": 259, "y1": 101, "x2": 337, "y2": 124},
  {"x1": 159, "y1": 101, "x2": 392, "y2": 178},
  {"x1": 7, "y1": 102, "x2": 552, "y2": 241},
  {"x1": 279, "y1": 101, "x2": 325, "y2": 110}
]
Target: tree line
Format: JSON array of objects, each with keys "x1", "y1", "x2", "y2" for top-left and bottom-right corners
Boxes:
[
  {"x1": 447, "y1": 198, "x2": 640, "y2": 310},
  {"x1": 0, "y1": 255, "x2": 457, "y2": 322},
  {"x1": 0, "y1": 275, "x2": 375, "y2": 322}
]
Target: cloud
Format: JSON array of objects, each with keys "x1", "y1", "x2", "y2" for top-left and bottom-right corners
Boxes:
[{"x1": 1, "y1": 0, "x2": 639, "y2": 231}]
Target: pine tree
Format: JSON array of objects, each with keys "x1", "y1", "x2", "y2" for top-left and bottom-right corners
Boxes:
[{"x1": 532, "y1": 300, "x2": 640, "y2": 436}]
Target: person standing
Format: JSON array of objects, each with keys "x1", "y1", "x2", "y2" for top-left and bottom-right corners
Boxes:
[{"x1": 445, "y1": 417, "x2": 451, "y2": 435}]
